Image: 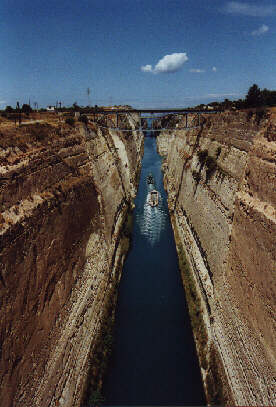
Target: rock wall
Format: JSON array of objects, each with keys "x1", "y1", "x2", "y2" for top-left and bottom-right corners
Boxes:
[
  {"x1": 0, "y1": 115, "x2": 143, "y2": 406},
  {"x1": 157, "y1": 111, "x2": 276, "y2": 406}
]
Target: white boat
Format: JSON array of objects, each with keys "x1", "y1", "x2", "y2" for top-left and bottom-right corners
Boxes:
[{"x1": 148, "y1": 190, "x2": 159, "y2": 207}]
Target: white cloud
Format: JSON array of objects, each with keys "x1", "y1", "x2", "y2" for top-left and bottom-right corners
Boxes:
[
  {"x1": 189, "y1": 68, "x2": 205, "y2": 73},
  {"x1": 0, "y1": 100, "x2": 6, "y2": 105},
  {"x1": 207, "y1": 92, "x2": 241, "y2": 98},
  {"x1": 154, "y1": 53, "x2": 188, "y2": 73},
  {"x1": 141, "y1": 64, "x2": 153, "y2": 72},
  {"x1": 224, "y1": 2, "x2": 276, "y2": 16},
  {"x1": 141, "y1": 52, "x2": 188, "y2": 74},
  {"x1": 212, "y1": 66, "x2": 217, "y2": 72},
  {"x1": 251, "y1": 24, "x2": 269, "y2": 36}
]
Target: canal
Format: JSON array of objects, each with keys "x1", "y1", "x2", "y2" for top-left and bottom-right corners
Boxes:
[{"x1": 103, "y1": 135, "x2": 205, "y2": 405}]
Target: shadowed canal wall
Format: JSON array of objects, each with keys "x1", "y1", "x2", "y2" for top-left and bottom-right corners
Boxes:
[{"x1": 0, "y1": 114, "x2": 143, "y2": 407}]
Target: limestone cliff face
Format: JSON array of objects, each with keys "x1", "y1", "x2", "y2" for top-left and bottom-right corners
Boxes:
[
  {"x1": 157, "y1": 111, "x2": 276, "y2": 406},
  {"x1": 0, "y1": 116, "x2": 143, "y2": 407}
]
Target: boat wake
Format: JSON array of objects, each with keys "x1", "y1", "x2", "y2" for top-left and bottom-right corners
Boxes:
[{"x1": 137, "y1": 189, "x2": 167, "y2": 246}]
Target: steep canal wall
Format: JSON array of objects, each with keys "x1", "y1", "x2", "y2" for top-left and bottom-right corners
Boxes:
[
  {"x1": 157, "y1": 110, "x2": 276, "y2": 406},
  {"x1": 0, "y1": 114, "x2": 143, "y2": 407}
]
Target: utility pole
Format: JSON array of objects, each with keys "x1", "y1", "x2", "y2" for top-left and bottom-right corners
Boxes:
[
  {"x1": 16, "y1": 101, "x2": 21, "y2": 126},
  {"x1": 87, "y1": 88, "x2": 91, "y2": 107}
]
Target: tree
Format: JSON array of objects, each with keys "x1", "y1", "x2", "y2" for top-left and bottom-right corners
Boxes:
[
  {"x1": 21, "y1": 104, "x2": 33, "y2": 113},
  {"x1": 72, "y1": 102, "x2": 79, "y2": 111},
  {"x1": 245, "y1": 84, "x2": 263, "y2": 107},
  {"x1": 79, "y1": 114, "x2": 88, "y2": 124},
  {"x1": 222, "y1": 98, "x2": 232, "y2": 109},
  {"x1": 65, "y1": 117, "x2": 75, "y2": 126},
  {"x1": 235, "y1": 99, "x2": 245, "y2": 109},
  {"x1": 261, "y1": 88, "x2": 276, "y2": 106},
  {"x1": 5, "y1": 106, "x2": 13, "y2": 113}
]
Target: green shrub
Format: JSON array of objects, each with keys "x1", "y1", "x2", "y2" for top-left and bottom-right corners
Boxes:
[
  {"x1": 192, "y1": 170, "x2": 201, "y2": 184},
  {"x1": 65, "y1": 117, "x2": 75, "y2": 126},
  {"x1": 79, "y1": 114, "x2": 88, "y2": 124},
  {"x1": 247, "y1": 108, "x2": 267, "y2": 125},
  {"x1": 255, "y1": 108, "x2": 266, "y2": 125},
  {"x1": 205, "y1": 156, "x2": 217, "y2": 181},
  {"x1": 246, "y1": 110, "x2": 254, "y2": 121},
  {"x1": 197, "y1": 150, "x2": 217, "y2": 182},
  {"x1": 215, "y1": 146, "x2": 221, "y2": 159},
  {"x1": 197, "y1": 149, "x2": 208, "y2": 165}
]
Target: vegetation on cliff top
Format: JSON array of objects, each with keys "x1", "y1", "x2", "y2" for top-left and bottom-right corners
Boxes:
[{"x1": 194, "y1": 83, "x2": 276, "y2": 111}]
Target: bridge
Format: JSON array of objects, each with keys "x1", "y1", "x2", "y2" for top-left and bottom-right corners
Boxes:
[{"x1": 89, "y1": 108, "x2": 218, "y2": 132}]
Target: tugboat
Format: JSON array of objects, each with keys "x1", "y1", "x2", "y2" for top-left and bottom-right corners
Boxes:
[
  {"x1": 148, "y1": 190, "x2": 159, "y2": 207},
  {"x1": 147, "y1": 173, "x2": 154, "y2": 184}
]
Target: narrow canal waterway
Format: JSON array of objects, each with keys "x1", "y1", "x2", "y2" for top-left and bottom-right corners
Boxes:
[{"x1": 103, "y1": 135, "x2": 205, "y2": 405}]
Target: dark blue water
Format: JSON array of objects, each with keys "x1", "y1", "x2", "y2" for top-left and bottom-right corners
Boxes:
[{"x1": 103, "y1": 135, "x2": 205, "y2": 406}]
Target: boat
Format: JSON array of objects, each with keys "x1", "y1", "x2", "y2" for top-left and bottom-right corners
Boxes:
[
  {"x1": 147, "y1": 173, "x2": 154, "y2": 184},
  {"x1": 148, "y1": 190, "x2": 159, "y2": 207}
]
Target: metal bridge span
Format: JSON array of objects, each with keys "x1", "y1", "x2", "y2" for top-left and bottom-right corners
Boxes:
[{"x1": 90, "y1": 108, "x2": 218, "y2": 132}]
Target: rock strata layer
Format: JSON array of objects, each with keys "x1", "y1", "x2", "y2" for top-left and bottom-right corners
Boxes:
[
  {"x1": 0, "y1": 115, "x2": 143, "y2": 407},
  {"x1": 157, "y1": 110, "x2": 276, "y2": 406}
]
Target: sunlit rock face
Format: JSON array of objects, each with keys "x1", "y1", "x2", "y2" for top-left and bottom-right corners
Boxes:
[
  {"x1": 0, "y1": 116, "x2": 143, "y2": 407},
  {"x1": 157, "y1": 111, "x2": 276, "y2": 406}
]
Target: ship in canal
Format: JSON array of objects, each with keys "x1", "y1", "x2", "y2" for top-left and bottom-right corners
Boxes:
[
  {"x1": 148, "y1": 190, "x2": 159, "y2": 207},
  {"x1": 147, "y1": 173, "x2": 155, "y2": 185}
]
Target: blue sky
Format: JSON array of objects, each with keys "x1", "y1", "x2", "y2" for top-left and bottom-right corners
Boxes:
[{"x1": 0, "y1": 0, "x2": 275, "y2": 108}]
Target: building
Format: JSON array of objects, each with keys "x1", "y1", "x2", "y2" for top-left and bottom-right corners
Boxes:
[{"x1": 46, "y1": 105, "x2": 56, "y2": 112}]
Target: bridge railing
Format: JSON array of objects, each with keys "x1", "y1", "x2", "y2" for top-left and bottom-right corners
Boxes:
[{"x1": 87, "y1": 109, "x2": 219, "y2": 132}]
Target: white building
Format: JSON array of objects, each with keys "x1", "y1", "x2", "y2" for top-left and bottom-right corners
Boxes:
[{"x1": 46, "y1": 105, "x2": 56, "y2": 112}]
